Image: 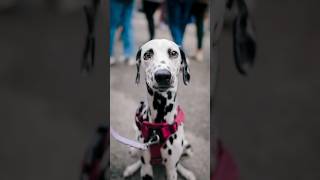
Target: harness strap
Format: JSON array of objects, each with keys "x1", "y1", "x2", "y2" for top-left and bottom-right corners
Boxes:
[
  {"x1": 135, "y1": 106, "x2": 185, "y2": 165},
  {"x1": 135, "y1": 106, "x2": 184, "y2": 142}
]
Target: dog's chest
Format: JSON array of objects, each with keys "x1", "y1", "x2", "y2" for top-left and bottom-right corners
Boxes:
[{"x1": 135, "y1": 102, "x2": 185, "y2": 165}]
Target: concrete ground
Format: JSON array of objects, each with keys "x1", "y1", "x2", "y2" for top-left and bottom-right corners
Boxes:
[{"x1": 110, "y1": 13, "x2": 210, "y2": 179}]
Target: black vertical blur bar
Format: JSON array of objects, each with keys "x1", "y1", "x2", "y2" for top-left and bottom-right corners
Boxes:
[
  {"x1": 104, "y1": 0, "x2": 110, "y2": 179},
  {"x1": 210, "y1": 0, "x2": 217, "y2": 174}
]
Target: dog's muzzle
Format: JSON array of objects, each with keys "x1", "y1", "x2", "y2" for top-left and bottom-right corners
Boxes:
[{"x1": 154, "y1": 69, "x2": 172, "y2": 91}]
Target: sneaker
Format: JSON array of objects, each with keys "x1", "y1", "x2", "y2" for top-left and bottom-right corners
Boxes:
[
  {"x1": 110, "y1": 56, "x2": 116, "y2": 65},
  {"x1": 191, "y1": 49, "x2": 204, "y2": 62},
  {"x1": 118, "y1": 55, "x2": 126, "y2": 63},
  {"x1": 127, "y1": 57, "x2": 136, "y2": 66}
]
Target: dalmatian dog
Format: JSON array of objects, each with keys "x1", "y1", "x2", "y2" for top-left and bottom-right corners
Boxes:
[{"x1": 123, "y1": 39, "x2": 195, "y2": 180}]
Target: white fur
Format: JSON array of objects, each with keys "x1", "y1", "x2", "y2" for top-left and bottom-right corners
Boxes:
[{"x1": 124, "y1": 39, "x2": 195, "y2": 180}]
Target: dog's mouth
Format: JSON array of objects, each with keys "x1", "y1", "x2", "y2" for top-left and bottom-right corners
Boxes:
[{"x1": 153, "y1": 85, "x2": 173, "y2": 92}]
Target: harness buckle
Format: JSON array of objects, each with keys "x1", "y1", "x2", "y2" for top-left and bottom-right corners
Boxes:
[{"x1": 145, "y1": 130, "x2": 160, "y2": 148}]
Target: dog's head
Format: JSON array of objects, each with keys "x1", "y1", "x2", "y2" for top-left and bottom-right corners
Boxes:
[{"x1": 135, "y1": 39, "x2": 190, "y2": 92}]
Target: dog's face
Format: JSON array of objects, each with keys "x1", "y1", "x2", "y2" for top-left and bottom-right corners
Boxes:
[{"x1": 135, "y1": 39, "x2": 190, "y2": 92}]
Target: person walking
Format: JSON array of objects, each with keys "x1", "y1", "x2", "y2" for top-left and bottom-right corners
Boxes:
[
  {"x1": 166, "y1": 0, "x2": 195, "y2": 47},
  {"x1": 190, "y1": 0, "x2": 208, "y2": 62},
  {"x1": 142, "y1": 0, "x2": 164, "y2": 40},
  {"x1": 110, "y1": 0, "x2": 136, "y2": 65}
]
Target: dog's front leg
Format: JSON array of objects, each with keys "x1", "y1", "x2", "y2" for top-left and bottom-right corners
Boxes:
[
  {"x1": 165, "y1": 163, "x2": 178, "y2": 180},
  {"x1": 140, "y1": 151, "x2": 154, "y2": 180}
]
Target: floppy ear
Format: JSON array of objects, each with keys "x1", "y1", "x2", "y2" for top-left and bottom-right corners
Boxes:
[
  {"x1": 179, "y1": 47, "x2": 190, "y2": 85},
  {"x1": 135, "y1": 48, "x2": 142, "y2": 84},
  {"x1": 233, "y1": 0, "x2": 256, "y2": 75}
]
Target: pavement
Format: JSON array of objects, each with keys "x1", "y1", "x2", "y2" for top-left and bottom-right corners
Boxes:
[{"x1": 110, "y1": 13, "x2": 210, "y2": 179}]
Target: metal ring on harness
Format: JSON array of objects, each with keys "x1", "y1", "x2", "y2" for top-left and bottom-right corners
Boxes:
[{"x1": 145, "y1": 134, "x2": 160, "y2": 148}]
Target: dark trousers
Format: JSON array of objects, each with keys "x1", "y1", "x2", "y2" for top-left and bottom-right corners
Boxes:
[
  {"x1": 190, "y1": 2, "x2": 208, "y2": 49},
  {"x1": 166, "y1": 0, "x2": 194, "y2": 46},
  {"x1": 143, "y1": 1, "x2": 162, "y2": 40}
]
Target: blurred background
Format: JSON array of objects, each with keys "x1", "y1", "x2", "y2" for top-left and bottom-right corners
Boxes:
[
  {"x1": 0, "y1": 0, "x2": 107, "y2": 180},
  {"x1": 1, "y1": 0, "x2": 320, "y2": 180},
  {"x1": 109, "y1": 0, "x2": 210, "y2": 179},
  {"x1": 214, "y1": 0, "x2": 320, "y2": 180}
]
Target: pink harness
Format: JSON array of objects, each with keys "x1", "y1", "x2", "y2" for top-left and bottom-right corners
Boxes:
[{"x1": 135, "y1": 106, "x2": 185, "y2": 165}]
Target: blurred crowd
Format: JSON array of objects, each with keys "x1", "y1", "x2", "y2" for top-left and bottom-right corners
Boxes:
[
  {"x1": 109, "y1": 0, "x2": 209, "y2": 66},
  {"x1": 0, "y1": 0, "x2": 209, "y2": 66}
]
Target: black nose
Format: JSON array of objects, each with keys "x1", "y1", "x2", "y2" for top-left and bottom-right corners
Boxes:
[{"x1": 154, "y1": 69, "x2": 171, "y2": 85}]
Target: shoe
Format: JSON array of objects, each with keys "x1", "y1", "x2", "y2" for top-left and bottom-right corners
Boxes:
[
  {"x1": 118, "y1": 55, "x2": 126, "y2": 63},
  {"x1": 192, "y1": 49, "x2": 204, "y2": 62},
  {"x1": 110, "y1": 56, "x2": 116, "y2": 65},
  {"x1": 127, "y1": 57, "x2": 136, "y2": 66}
]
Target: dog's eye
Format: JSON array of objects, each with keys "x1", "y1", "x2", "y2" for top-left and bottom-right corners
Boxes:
[
  {"x1": 168, "y1": 49, "x2": 178, "y2": 59},
  {"x1": 144, "y1": 49, "x2": 154, "y2": 60}
]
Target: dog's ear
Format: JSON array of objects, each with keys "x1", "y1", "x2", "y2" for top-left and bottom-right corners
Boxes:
[
  {"x1": 179, "y1": 47, "x2": 190, "y2": 85},
  {"x1": 135, "y1": 48, "x2": 142, "y2": 84},
  {"x1": 233, "y1": 0, "x2": 256, "y2": 75}
]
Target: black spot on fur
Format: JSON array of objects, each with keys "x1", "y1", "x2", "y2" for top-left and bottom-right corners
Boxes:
[
  {"x1": 138, "y1": 102, "x2": 144, "y2": 113},
  {"x1": 182, "y1": 140, "x2": 184, "y2": 146},
  {"x1": 174, "y1": 134, "x2": 177, "y2": 139},
  {"x1": 163, "y1": 143, "x2": 167, "y2": 149},
  {"x1": 181, "y1": 153, "x2": 189, "y2": 157},
  {"x1": 169, "y1": 136, "x2": 174, "y2": 144},
  {"x1": 146, "y1": 83, "x2": 153, "y2": 96},
  {"x1": 141, "y1": 156, "x2": 145, "y2": 164},
  {"x1": 164, "y1": 158, "x2": 167, "y2": 163},
  {"x1": 142, "y1": 175, "x2": 153, "y2": 180},
  {"x1": 174, "y1": 114, "x2": 176, "y2": 119},
  {"x1": 186, "y1": 144, "x2": 191, "y2": 149},
  {"x1": 174, "y1": 93, "x2": 177, "y2": 101},
  {"x1": 165, "y1": 103, "x2": 174, "y2": 114},
  {"x1": 168, "y1": 149, "x2": 172, "y2": 155},
  {"x1": 176, "y1": 162, "x2": 178, "y2": 167},
  {"x1": 167, "y1": 91, "x2": 172, "y2": 99},
  {"x1": 153, "y1": 92, "x2": 168, "y2": 123}
]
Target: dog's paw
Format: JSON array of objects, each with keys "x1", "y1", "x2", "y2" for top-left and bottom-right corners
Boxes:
[
  {"x1": 177, "y1": 164, "x2": 196, "y2": 180},
  {"x1": 186, "y1": 172, "x2": 196, "y2": 180},
  {"x1": 123, "y1": 161, "x2": 141, "y2": 178},
  {"x1": 123, "y1": 166, "x2": 134, "y2": 178}
]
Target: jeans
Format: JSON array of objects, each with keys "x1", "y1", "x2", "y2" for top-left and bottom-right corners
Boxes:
[
  {"x1": 143, "y1": 0, "x2": 162, "y2": 40},
  {"x1": 190, "y1": 2, "x2": 208, "y2": 49},
  {"x1": 110, "y1": 0, "x2": 135, "y2": 58},
  {"x1": 166, "y1": 0, "x2": 194, "y2": 47}
]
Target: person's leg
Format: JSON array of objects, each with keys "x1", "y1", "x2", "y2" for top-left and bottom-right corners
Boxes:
[
  {"x1": 143, "y1": 1, "x2": 160, "y2": 40},
  {"x1": 194, "y1": 3, "x2": 207, "y2": 50},
  {"x1": 180, "y1": 0, "x2": 195, "y2": 38},
  {"x1": 166, "y1": 0, "x2": 183, "y2": 46},
  {"x1": 110, "y1": 0, "x2": 123, "y2": 58},
  {"x1": 121, "y1": 1, "x2": 135, "y2": 60}
]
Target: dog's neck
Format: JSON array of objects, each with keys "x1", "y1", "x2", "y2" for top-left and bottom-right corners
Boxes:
[{"x1": 146, "y1": 83, "x2": 178, "y2": 125}]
